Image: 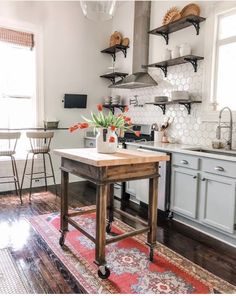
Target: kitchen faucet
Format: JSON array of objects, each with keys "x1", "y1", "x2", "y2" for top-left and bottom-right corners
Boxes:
[{"x1": 216, "y1": 107, "x2": 233, "y2": 150}]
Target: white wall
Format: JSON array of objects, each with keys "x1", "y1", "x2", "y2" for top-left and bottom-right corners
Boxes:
[
  {"x1": 110, "y1": 1, "x2": 134, "y2": 76},
  {"x1": 0, "y1": 1, "x2": 112, "y2": 191}
]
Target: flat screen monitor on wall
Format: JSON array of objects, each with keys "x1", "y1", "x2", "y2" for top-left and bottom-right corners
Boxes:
[{"x1": 64, "y1": 94, "x2": 87, "y2": 108}]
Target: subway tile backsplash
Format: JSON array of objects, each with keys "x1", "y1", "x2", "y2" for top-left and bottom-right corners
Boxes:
[{"x1": 111, "y1": 62, "x2": 234, "y2": 147}]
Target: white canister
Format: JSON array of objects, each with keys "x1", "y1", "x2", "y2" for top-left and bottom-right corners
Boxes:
[
  {"x1": 179, "y1": 43, "x2": 192, "y2": 57},
  {"x1": 171, "y1": 46, "x2": 180, "y2": 59},
  {"x1": 154, "y1": 131, "x2": 164, "y2": 143},
  {"x1": 163, "y1": 49, "x2": 171, "y2": 61}
]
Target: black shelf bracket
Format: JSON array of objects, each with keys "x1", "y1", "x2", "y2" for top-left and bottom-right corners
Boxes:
[
  {"x1": 110, "y1": 47, "x2": 128, "y2": 62},
  {"x1": 179, "y1": 102, "x2": 191, "y2": 114},
  {"x1": 158, "y1": 32, "x2": 169, "y2": 45},
  {"x1": 120, "y1": 47, "x2": 128, "y2": 59},
  {"x1": 111, "y1": 53, "x2": 116, "y2": 62},
  {"x1": 154, "y1": 104, "x2": 166, "y2": 114},
  {"x1": 184, "y1": 58, "x2": 198, "y2": 72},
  {"x1": 157, "y1": 65, "x2": 168, "y2": 77},
  {"x1": 103, "y1": 105, "x2": 126, "y2": 114},
  {"x1": 186, "y1": 18, "x2": 200, "y2": 35}
]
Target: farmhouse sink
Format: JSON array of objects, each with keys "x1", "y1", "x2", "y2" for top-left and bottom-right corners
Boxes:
[{"x1": 187, "y1": 148, "x2": 236, "y2": 157}]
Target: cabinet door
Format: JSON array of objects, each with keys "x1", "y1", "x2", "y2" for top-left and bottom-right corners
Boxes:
[
  {"x1": 171, "y1": 167, "x2": 198, "y2": 219},
  {"x1": 200, "y1": 173, "x2": 236, "y2": 234}
]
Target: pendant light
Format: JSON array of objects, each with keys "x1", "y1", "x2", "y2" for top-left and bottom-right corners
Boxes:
[{"x1": 80, "y1": 1, "x2": 116, "y2": 21}]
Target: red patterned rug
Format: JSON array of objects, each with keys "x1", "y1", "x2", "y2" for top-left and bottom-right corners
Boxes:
[{"x1": 29, "y1": 208, "x2": 236, "y2": 294}]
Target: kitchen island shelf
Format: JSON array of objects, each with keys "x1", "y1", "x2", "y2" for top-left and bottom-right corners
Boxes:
[
  {"x1": 101, "y1": 44, "x2": 129, "y2": 62},
  {"x1": 149, "y1": 15, "x2": 206, "y2": 45},
  {"x1": 100, "y1": 72, "x2": 128, "y2": 84},
  {"x1": 146, "y1": 100, "x2": 202, "y2": 115},
  {"x1": 102, "y1": 104, "x2": 126, "y2": 114},
  {"x1": 143, "y1": 55, "x2": 204, "y2": 77}
]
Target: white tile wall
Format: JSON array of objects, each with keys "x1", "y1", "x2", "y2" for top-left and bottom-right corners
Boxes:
[{"x1": 111, "y1": 61, "x2": 235, "y2": 147}]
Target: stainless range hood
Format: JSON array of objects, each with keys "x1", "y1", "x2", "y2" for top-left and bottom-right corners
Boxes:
[{"x1": 109, "y1": 1, "x2": 157, "y2": 89}]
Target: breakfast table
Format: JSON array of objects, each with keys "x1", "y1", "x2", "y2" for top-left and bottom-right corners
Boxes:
[{"x1": 54, "y1": 148, "x2": 170, "y2": 279}]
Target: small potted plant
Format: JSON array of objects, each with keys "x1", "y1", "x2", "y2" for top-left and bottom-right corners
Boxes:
[{"x1": 69, "y1": 104, "x2": 140, "y2": 154}]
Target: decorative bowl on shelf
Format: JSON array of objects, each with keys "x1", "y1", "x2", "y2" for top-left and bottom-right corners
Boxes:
[
  {"x1": 44, "y1": 120, "x2": 59, "y2": 129},
  {"x1": 154, "y1": 96, "x2": 168, "y2": 103},
  {"x1": 171, "y1": 91, "x2": 189, "y2": 101}
]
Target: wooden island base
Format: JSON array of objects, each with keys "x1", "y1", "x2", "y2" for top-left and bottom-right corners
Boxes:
[{"x1": 54, "y1": 148, "x2": 170, "y2": 279}]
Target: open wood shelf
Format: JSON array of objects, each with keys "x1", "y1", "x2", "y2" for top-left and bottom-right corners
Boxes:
[
  {"x1": 146, "y1": 100, "x2": 202, "y2": 115},
  {"x1": 100, "y1": 72, "x2": 128, "y2": 84},
  {"x1": 101, "y1": 44, "x2": 129, "y2": 62},
  {"x1": 149, "y1": 15, "x2": 206, "y2": 45},
  {"x1": 143, "y1": 55, "x2": 204, "y2": 77}
]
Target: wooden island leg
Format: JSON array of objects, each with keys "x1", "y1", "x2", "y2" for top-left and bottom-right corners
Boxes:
[
  {"x1": 147, "y1": 174, "x2": 159, "y2": 261},
  {"x1": 59, "y1": 170, "x2": 69, "y2": 246},
  {"x1": 95, "y1": 184, "x2": 110, "y2": 279},
  {"x1": 106, "y1": 183, "x2": 114, "y2": 234}
]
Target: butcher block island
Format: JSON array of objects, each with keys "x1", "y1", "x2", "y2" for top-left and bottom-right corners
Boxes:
[{"x1": 54, "y1": 148, "x2": 170, "y2": 279}]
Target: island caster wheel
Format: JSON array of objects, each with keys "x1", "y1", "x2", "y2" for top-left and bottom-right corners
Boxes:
[
  {"x1": 59, "y1": 235, "x2": 65, "y2": 247},
  {"x1": 98, "y1": 265, "x2": 110, "y2": 279},
  {"x1": 106, "y1": 223, "x2": 111, "y2": 234},
  {"x1": 149, "y1": 248, "x2": 154, "y2": 262}
]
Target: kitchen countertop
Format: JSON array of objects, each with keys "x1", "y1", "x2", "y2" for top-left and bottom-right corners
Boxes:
[{"x1": 125, "y1": 141, "x2": 236, "y2": 162}]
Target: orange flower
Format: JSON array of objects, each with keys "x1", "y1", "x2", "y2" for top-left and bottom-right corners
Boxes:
[
  {"x1": 127, "y1": 120, "x2": 132, "y2": 126},
  {"x1": 79, "y1": 122, "x2": 89, "y2": 129},
  {"x1": 110, "y1": 125, "x2": 116, "y2": 131},
  {"x1": 109, "y1": 136, "x2": 116, "y2": 143},
  {"x1": 68, "y1": 124, "x2": 79, "y2": 133},
  {"x1": 135, "y1": 131, "x2": 141, "y2": 137},
  {"x1": 124, "y1": 116, "x2": 131, "y2": 122},
  {"x1": 124, "y1": 105, "x2": 129, "y2": 112},
  {"x1": 97, "y1": 104, "x2": 103, "y2": 112}
]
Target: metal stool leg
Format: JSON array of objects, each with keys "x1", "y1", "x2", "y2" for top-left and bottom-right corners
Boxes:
[
  {"x1": 21, "y1": 153, "x2": 29, "y2": 193},
  {"x1": 29, "y1": 154, "x2": 35, "y2": 203},
  {"x1": 48, "y1": 153, "x2": 57, "y2": 197},
  {"x1": 42, "y1": 153, "x2": 48, "y2": 191},
  {"x1": 11, "y1": 156, "x2": 22, "y2": 204}
]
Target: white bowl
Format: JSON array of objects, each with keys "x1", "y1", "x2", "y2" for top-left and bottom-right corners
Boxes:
[
  {"x1": 154, "y1": 96, "x2": 168, "y2": 103},
  {"x1": 171, "y1": 91, "x2": 189, "y2": 101}
]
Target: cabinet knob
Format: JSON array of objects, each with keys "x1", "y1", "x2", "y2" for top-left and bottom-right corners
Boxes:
[
  {"x1": 193, "y1": 175, "x2": 197, "y2": 179},
  {"x1": 214, "y1": 166, "x2": 224, "y2": 172},
  {"x1": 202, "y1": 178, "x2": 206, "y2": 181},
  {"x1": 181, "y1": 160, "x2": 188, "y2": 165}
]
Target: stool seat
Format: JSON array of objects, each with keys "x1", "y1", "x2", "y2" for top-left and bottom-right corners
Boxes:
[
  {"x1": 28, "y1": 147, "x2": 50, "y2": 154},
  {"x1": 0, "y1": 150, "x2": 15, "y2": 156}
]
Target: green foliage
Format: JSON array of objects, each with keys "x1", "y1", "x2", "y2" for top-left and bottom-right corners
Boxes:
[{"x1": 82, "y1": 111, "x2": 132, "y2": 131}]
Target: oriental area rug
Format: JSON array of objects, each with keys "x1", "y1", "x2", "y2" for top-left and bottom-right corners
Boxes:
[{"x1": 29, "y1": 208, "x2": 236, "y2": 294}]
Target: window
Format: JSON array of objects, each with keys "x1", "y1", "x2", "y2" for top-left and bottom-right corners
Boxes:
[
  {"x1": 213, "y1": 9, "x2": 236, "y2": 110},
  {"x1": 0, "y1": 28, "x2": 36, "y2": 155}
]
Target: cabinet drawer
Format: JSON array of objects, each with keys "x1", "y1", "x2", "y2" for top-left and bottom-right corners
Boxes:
[
  {"x1": 172, "y1": 153, "x2": 199, "y2": 170},
  {"x1": 202, "y1": 158, "x2": 236, "y2": 178}
]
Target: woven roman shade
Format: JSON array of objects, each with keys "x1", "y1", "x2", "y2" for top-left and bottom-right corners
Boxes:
[{"x1": 0, "y1": 27, "x2": 34, "y2": 49}]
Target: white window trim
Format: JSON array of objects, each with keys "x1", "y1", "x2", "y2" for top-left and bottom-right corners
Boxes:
[
  {"x1": 0, "y1": 17, "x2": 44, "y2": 127},
  {"x1": 202, "y1": 4, "x2": 236, "y2": 123}
]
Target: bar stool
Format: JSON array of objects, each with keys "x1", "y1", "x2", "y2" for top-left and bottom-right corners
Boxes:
[
  {"x1": 21, "y1": 131, "x2": 57, "y2": 202},
  {"x1": 0, "y1": 132, "x2": 22, "y2": 204}
]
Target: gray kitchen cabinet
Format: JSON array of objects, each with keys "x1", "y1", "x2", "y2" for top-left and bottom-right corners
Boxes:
[
  {"x1": 200, "y1": 172, "x2": 236, "y2": 234},
  {"x1": 171, "y1": 152, "x2": 236, "y2": 241},
  {"x1": 171, "y1": 166, "x2": 199, "y2": 219}
]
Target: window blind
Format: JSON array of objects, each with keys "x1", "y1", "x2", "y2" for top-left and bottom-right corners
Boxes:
[{"x1": 0, "y1": 27, "x2": 34, "y2": 49}]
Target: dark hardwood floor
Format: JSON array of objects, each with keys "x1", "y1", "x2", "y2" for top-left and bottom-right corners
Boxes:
[{"x1": 0, "y1": 182, "x2": 235, "y2": 293}]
